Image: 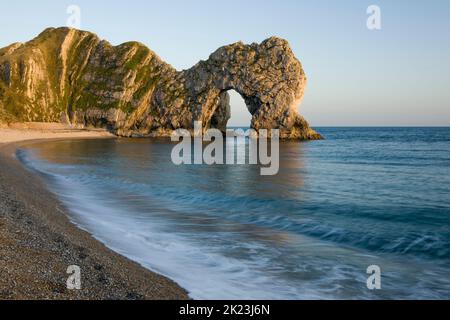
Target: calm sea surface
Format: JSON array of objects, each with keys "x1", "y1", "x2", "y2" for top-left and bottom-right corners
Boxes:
[{"x1": 18, "y1": 127, "x2": 450, "y2": 299}]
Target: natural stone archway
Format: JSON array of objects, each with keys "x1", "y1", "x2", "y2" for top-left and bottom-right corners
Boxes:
[
  {"x1": 180, "y1": 36, "x2": 322, "y2": 139},
  {"x1": 0, "y1": 28, "x2": 322, "y2": 140}
]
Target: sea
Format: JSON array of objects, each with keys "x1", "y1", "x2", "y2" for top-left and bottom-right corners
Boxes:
[{"x1": 17, "y1": 127, "x2": 450, "y2": 299}]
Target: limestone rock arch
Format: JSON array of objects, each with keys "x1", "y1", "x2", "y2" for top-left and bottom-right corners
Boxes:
[
  {"x1": 181, "y1": 37, "x2": 321, "y2": 139},
  {"x1": 0, "y1": 28, "x2": 322, "y2": 140}
]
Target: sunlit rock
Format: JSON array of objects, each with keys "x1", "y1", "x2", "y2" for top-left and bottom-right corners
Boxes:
[{"x1": 0, "y1": 27, "x2": 321, "y2": 140}]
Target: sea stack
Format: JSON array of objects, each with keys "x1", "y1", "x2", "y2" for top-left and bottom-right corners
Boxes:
[{"x1": 0, "y1": 27, "x2": 321, "y2": 140}]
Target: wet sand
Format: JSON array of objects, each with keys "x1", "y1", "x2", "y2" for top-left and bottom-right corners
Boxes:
[{"x1": 0, "y1": 124, "x2": 189, "y2": 299}]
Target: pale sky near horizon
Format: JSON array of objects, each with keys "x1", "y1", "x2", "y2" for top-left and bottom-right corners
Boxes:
[{"x1": 1, "y1": 0, "x2": 449, "y2": 126}]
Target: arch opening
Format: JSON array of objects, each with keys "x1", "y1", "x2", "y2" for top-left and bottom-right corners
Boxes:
[{"x1": 226, "y1": 90, "x2": 252, "y2": 129}]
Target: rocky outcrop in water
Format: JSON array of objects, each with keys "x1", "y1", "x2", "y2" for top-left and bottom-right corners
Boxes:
[{"x1": 0, "y1": 27, "x2": 321, "y2": 139}]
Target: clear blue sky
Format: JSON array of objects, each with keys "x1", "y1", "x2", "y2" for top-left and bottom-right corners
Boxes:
[{"x1": 1, "y1": 0, "x2": 449, "y2": 126}]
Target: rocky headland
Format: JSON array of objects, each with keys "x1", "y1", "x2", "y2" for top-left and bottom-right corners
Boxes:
[{"x1": 0, "y1": 27, "x2": 321, "y2": 140}]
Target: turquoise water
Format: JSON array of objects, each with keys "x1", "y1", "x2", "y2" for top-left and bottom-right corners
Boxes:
[{"x1": 18, "y1": 128, "x2": 450, "y2": 299}]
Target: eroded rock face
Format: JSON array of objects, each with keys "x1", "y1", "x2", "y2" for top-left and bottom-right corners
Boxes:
[{"x1": 0, "y1": 27, "x2": 321, "y2": 139}]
